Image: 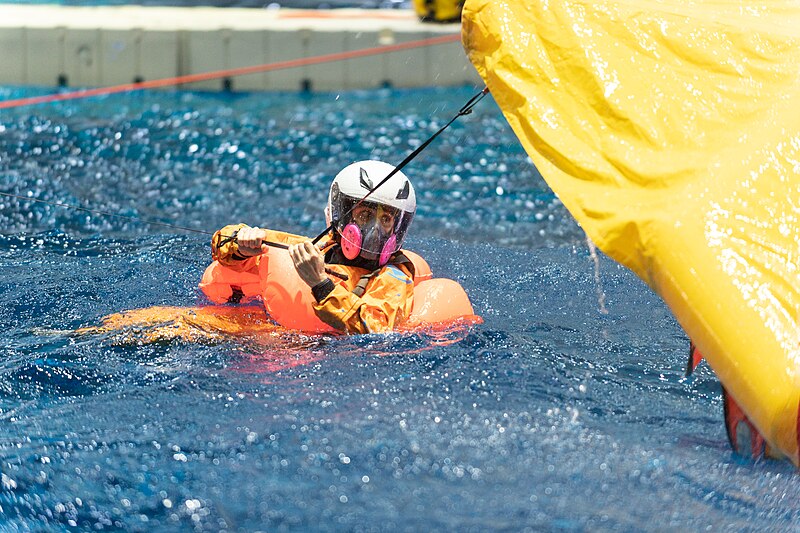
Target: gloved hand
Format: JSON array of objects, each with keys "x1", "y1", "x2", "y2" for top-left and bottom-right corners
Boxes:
[
  {"x1": 289, "y1": 241, "x2": 328, "y2": 288},
  {"x1": 236, "y1": 226, "x2": 269, "y2": 257}
]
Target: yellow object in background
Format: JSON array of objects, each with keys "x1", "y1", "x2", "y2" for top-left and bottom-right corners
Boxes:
[
  {"x1": 462, "y1": 0, "x2": 800, "y2": 463},
  {"x1": 413, "y1": 0, "x2": 463, "y2": 23}
]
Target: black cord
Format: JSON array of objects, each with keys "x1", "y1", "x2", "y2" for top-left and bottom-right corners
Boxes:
[{"x1": 311, "y1": 86, "x2": 490, "y2": 244}]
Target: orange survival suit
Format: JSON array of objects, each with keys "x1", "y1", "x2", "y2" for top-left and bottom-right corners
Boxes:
[{"x1": 211, "y1": 224, "x2": 415, "y2": 334}]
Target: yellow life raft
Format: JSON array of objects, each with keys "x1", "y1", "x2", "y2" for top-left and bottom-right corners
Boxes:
[{"x1": 462, "y1": 0, "x2": 800, "y2": 463}]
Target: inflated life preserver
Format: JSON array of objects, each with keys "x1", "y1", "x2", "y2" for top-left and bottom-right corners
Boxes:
[
  {"x1": 412, "y1": 0, "x2": 464, "y2": 23},
  {"x1": 199, "y1": 248, "x2": 474, "y2": 333}
]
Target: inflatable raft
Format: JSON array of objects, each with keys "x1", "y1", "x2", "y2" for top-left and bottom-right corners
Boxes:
[{"x1": 462, "y1": 1, "x2": 800, "y2": 463}]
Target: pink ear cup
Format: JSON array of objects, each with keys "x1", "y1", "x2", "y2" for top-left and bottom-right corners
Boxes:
[
  {"x1": 340, "y1": 223, "x2": 362, "y2": 260},
  {"x1": 379, "y1": 234, "x2": 397, "y2": 266}
]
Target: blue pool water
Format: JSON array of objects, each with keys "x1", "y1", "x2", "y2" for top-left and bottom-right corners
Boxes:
[{"x1": 1, "y1": 86, "x2": 798, "y2": 530}]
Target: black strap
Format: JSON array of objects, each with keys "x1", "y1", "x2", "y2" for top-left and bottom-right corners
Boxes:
[{"x1": 352, "y1": 271, "x2": 379, "y2": 298}]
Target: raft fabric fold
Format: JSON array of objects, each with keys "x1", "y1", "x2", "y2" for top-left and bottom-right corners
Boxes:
[{"x1": 462, "y1": 0, "x2": 800, "y2": 462}]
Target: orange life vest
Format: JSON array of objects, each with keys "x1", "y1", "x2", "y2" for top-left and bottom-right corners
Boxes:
[{"x1": 200, "y1": 247, "x2": 476, "y2": 333}]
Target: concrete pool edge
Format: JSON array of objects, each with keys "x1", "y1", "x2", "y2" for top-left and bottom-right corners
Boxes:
[{"x1": 0, "y1": 5, "x2": 480, "y2": 92}]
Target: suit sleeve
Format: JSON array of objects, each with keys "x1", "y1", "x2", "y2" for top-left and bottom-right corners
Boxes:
[{"x1": 313, "y1": 264, "x2": 415, "y2": 334}]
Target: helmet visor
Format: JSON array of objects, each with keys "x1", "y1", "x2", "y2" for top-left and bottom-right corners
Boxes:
[{"x1": 338, "y1": 200, "x2": 412, "y2": 261}]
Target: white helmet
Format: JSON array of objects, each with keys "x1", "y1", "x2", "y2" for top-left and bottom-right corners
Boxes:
[{"x1": 327, "y1": 160, "x2": 416, "y2": 266}]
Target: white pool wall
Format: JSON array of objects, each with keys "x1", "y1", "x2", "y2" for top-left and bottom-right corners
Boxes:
[{"x1": 0, "y1": 5, "x2": 479, "y2": 91}]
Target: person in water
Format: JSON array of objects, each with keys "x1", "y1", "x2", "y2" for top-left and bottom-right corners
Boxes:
[{"x1": 210, "y1": 160, "x2": 417, "y2": 334}]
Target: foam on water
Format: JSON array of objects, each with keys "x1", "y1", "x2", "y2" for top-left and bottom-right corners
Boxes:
[{"x1": 1, "y1": 86, "x2": 799, "y2": 530}]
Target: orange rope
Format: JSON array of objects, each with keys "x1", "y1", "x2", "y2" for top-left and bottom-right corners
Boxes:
[{"x1": 0, "y1": 33, "x2": 461, "y2": 110}]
